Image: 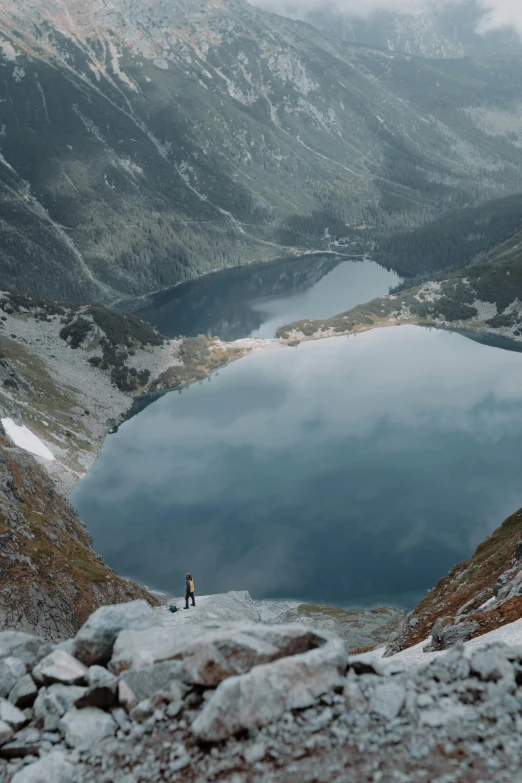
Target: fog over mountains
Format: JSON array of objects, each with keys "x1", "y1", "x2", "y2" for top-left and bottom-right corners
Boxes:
[{"x1": 253, "y1": 0, "x2": 522, "y2": 59}]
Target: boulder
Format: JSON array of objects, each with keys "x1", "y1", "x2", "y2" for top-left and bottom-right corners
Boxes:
[
  {"x1": 111, "y1": 621, "x2": 328, "y2": 686},
  {"x1": 118, "y1": 680, "x2": 138, "y2": 713},
  {"x1": 368, "y1": 681, "x2": 406, "y2": 720},
  {"x1": 75, "y1": 665, "x2": 118, "y2": 709},
  {"x1": 10, "y1": 751, "x2": 75, "y2": 783},
  {"x1": 32, "y1": 650, "x2": 87, "y2": 686},
  {"x1": 0, "y1": 699, "x2": 27, "y2": 730},
  {"x1": 73, "y1": 600, "x2": 159, "y2": 666},
  {"x1": 0, "y1": 727, "x2": 41, "y2": 758},
  {"x1": 0, "y1": 657, "x2": 26, "y2": 698},
  {"x1": 0, "y1": 720, "x2": 13, "y2": 747},
  {"x1": 119, "y1": 660, "x2": 185, "y2": 702},
  {"x1": 8, "y1": 675, "x2": 38, "y2": 709},
  {"x1": 470, "y1": 647, "x2": 514, "y2": 682},
  {"x1": 60, "y1": 706, "x2": 116, "y2": 750},
  {"x1": 0, "y1": 632, "x2": 50, "y2": 668},
  {"x1": 430, "y1": 619, "x2": 479, "y2": 651},
  {"x1": 191, "y1": 636, "x2": 346, "y2": 741},
  {"x1": 34, "y1": 685, "x2": 87, "y2": 731}
]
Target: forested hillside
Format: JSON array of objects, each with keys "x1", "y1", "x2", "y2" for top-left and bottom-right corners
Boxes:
[
  {"x1": 374, "y1": 193, "x2": 522, "y2": 278},
  {"x1": 2, "y1": 0, "x2": 522, "y2": 300}
]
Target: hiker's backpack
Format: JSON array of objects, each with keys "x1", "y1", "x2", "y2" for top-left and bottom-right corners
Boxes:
[{"x1": 169, "y1": 605, "x2": 178, "y2": 614}]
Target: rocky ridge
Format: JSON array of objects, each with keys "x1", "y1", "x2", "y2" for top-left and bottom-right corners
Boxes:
[
  {"x1": 155, "y1": 591, "x2": 404, "y2": 654},
  {"x1": 2, "y1": 599, "x2": 522, "y2": 781}
]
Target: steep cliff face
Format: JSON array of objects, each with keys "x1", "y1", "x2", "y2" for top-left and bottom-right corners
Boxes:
[{"x1": 0, "y1": 436, "x2": 158, "y2": 642}]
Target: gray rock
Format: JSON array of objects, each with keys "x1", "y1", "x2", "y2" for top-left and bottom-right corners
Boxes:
[
  {"x1": 111, "y1": 621, "x2": 328, "y2": 686},
  {"x1": 0, "y1": 658, "x2": 26, "y2": 698},
  {"x1": 431, "y1": 619, "x2": 479, "y2": 651},
  {"x1": 470, "y1": 647, "x2": 514, "y2": 682},
  {"x1": 368, "y1": 681, "x2": 406, "y2": 721},
  {"x1": 32, "y1": 650, "x2": 87, "y2": 686},
  {"x1": 244, "y1": 742, "x2": 266, "y2": 764},
  {"x1": 119, "y1": 661, "x2": 185, "y2": 702},
  {"x1": 60, "y1": 707, "x2": 116, "y2": 750},
  {"x1": 10, "y1": 751, "x2": 75, "y2": 783},
  {"x1": 117, "y1": 680, "x2": 138, "y2": 713},
  {"x1": 192, "y1": 636, "x2": 346, "y2": 741},
  {"x1": 0, "y1": 633, "x2": 50, "y2": 669},
  {"x1": 73, "y1": 600, "x2": 159, "y2": 666},
  {"x1": 75, "y1": 666, "x2": 118, "y2": 709},
  {"x1": 34, "y1": 685, "x2": 87, "y2": 731},
  {"x1": 0, "y1": 700, "x2": 27, "y2": 730},
  {"x1": 0, "y1": 721, "x2": 13, "y2": 747},
  {"x1": 8, "y1": 676, "x2": 38, "y2": 709},
  {"x1": 0, "y1": 728, "x2": 40, "y2": 758},
  {"x1": 349, "y1": 658, "x2": 383, "y2": 676}
]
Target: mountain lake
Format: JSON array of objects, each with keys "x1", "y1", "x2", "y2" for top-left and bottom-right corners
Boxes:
[{"x1": 74, "y1": 258, "x2": 522, "y2": 608}]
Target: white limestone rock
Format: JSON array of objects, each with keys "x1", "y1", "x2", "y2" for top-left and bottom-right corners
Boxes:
[
  {"x1": 0, "y1": 657, "x2": 26, "y2": 697},
  {"x1": 0, "y1": 632, "x2": 50, "y2": 668},
  {"x1": 60, "y1": 706, "x2": 116, "y2": 750},
  {"x1": 0, "y1": 719, "x2": 14, "y2": 747},
  {"x1": 73, "y1": 600, "x2": 159, "y2": 666},
  {"x1": 10, "y1": 750, "x2": 75, "y2": 783},
  {"x1": 119, "y1": 660, "x2": 185, "y2": 701},
  {"x1": 34, "y1": 684, "x2": 87, "y2": 731},
  {"x1": 368, "y1": 681, "x2": 406, "y2": 721},
  {"x1": 8, "y1": 674, "x2": 38, "y2": 709},
  {"x1": 111, "y1": 621, "x2": 328, "y2": 686},
  {"x1": 192, "y1": 636, "x2": 346, "y2": 741},
  {"x1": 0, "y1": 698, "x2": 27, "y2": 730},
  {"x1": 32, "y1": 650, "x2": 87, "y2": 686}
]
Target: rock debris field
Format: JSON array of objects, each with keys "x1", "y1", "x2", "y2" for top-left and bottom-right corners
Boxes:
[{"x1": 2, "y1": 601, "x2": 522, "y2": 782}]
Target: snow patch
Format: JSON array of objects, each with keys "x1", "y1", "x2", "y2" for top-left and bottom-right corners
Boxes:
[
  {"x1": 353, "y1": 617, "x2": 522, "y2": 672},
  {"x1": 1, "y1": 418, "x2": 55, "y2": 461}
]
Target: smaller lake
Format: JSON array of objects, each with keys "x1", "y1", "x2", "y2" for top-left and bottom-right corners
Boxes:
[
  {"x1": 73, "y1": 327, "x2": 522, "y2": 608},
  {"x1": 126, "y1": 256, "x2": 400, "y2": 340}
]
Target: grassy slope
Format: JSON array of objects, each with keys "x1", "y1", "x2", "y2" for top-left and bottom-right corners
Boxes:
[{"x1": 0, "y1": 435, "x2": 158, "y2": 641}]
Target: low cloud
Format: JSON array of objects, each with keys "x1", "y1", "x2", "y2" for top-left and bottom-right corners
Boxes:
[{"x1": 251, "y1": 0, "x2": 522, "y2": 37}]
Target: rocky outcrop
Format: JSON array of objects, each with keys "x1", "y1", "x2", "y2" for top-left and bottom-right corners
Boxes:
[
  {"x1": 0, "y1": 437, "x2": 157, "y2": 642},
  {"x1": 385, "y1": 507, "x2": 522, "y2": 657},
  {"x1": 158, "y1": 590, "x2": 404, "y2": 653},
  {"x1": 2, "y1": 601, "x2": 522, "y2": 781}
]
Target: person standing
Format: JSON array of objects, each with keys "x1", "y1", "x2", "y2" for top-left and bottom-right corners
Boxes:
[{"x1": 184, "y1": 573, "x2": 196, "y2": 609}]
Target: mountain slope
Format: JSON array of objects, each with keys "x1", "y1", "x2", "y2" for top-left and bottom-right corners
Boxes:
[
  {"x1": 2, "y1": 0, "x2": 522, "y2": 299},
  {"x1": 0, "y1": 434, "x2": 158, "y2": 641}
]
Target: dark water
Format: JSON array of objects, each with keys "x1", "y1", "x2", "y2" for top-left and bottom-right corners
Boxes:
[
  {"x1": 73, "y1": 326, "x2": 522, "y2": 608},
  {"x1": 127, "y1": 256, "x2": 400, "y2": 340}
]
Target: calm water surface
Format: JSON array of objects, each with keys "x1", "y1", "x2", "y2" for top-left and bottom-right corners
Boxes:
[
  {"x1": 129, "y1": 256, "x2": 400, "y2": 340},
  {"x1": 73, "y1": 327, "x2": 522, "y2": 608}
]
